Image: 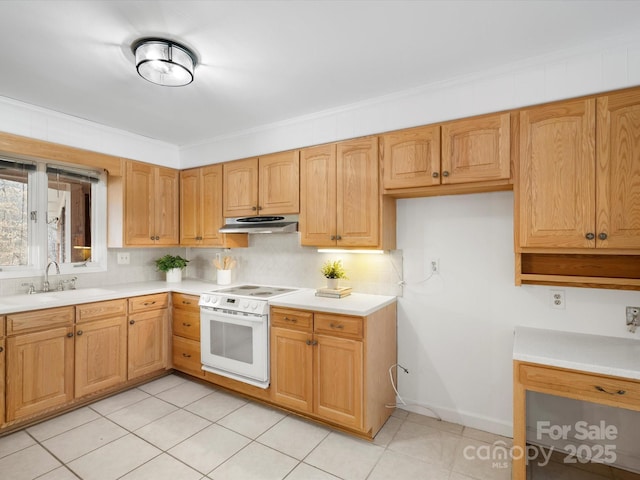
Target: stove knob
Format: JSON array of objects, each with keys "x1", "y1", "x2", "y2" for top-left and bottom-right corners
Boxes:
[
  {"x1": 250, "y1": 302, "x2": 258, "y2": 310},
  {"x1": 241, "y1": 301, "x2": 249, "y2": 309},
  {"x1": 210, "y1": 296, "x2": 219, "y2": 304},
  {"x1": 202, "y1": 295, "x2": 211, "y2": 303}
]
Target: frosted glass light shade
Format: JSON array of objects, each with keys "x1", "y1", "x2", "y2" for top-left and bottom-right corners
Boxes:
[{"x1": 133, "y1": 38, "x2": 196, "y2": 87}]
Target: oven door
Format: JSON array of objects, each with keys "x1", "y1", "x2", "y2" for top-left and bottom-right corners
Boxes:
[{"x1": 200, "y1": 307, "x2": 269, "y2": 388}]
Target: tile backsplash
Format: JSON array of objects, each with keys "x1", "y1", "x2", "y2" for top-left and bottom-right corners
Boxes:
[{"x1": 0, "y1": 236, "x2": 402, "y2": 297}]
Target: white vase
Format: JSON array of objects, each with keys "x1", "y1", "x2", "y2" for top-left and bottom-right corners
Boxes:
[
  {"x1": 217, "y1": 269, "x2": 232, "y2": 285},
  {"x1": 166, "y1": 268, "x2": 182, "y2": 283},
  {"x1": 326, "y1": 278, "x2": 339, "y2": 289}
]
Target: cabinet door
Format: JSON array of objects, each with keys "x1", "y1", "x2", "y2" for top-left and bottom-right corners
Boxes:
[
  {"x1": 128, "y1": 309, "x2": 167, "y2": 380},
  {"x1": 597, "y1": 91, "x2": 640, "y2": 249},
  {"x1": 75, "y1": 316, "x2": 127, "y2": 398},
  {"x1": 124, "y1": 161, "x2": 155, "y2": 245},
  {"x1": 381, "y1": 125, "x2": 441, "y2": 189},
  {"x1": 337, "y1": 137, "x2": 380, "y2": 247},
  {"x1": 154, "y1": 167, "x2": 180, "y2": 245},
  {"x1": 201, "y1": 164, "x2": 226, "y2": 245},
  {"x1": 271, "y1": 327, "x2": 313, "y2": 413},
  {"x1": 441, "y1": 113, "x2": 510, "y2": 184},
  {"x1": 518, "y1": 99, "x2": 596, "y2": 248},
  {"x1": 300, "y1": 144, "x2": 337, "y2": 246},
  {"x1": 180, "y1": 168, "x2": 201, "y2": 245},
  {"x1": 223, "y1": 158, "x2": 259, "y2": 217},
  {"x1": 314, "y1": 334, "x2": 363, "y2": 430},
  {"x1": 259, "y1": 151, "x2": 300, "y2": 215},
  {"x1": 6, "y1": 326, "x2": 74, "y2": 422},
  {"x1": 0, "y1": 337, "x2": 4, "y2": 426}
]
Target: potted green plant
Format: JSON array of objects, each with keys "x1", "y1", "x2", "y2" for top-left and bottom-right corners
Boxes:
[
  {"x1": 320, "y1": 259, "x2": 348, "y2": 289},
  {"x1": 155, "y1": 254, "x2": 190, "y2": 283}
]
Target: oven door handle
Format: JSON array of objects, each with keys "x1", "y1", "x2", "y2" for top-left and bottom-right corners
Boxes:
[{"x1": 200, "y1": 307, "x2": 266, "y2": 323}]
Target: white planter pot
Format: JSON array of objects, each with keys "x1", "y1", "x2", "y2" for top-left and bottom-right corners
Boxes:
[
  {"x1": 326, "y1": 278, "x2": 339, "y2": 289},
  {"x1": 217, "y1": 269, "x2": 232, "y2": 285},
  {"x1": 166, "y1": 268, "x2": 182, "y2": 283}
]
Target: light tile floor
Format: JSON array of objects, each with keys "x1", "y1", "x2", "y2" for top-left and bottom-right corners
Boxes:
[{"x1": 0, "y1": 374, "x2": 639, "y2": 480}]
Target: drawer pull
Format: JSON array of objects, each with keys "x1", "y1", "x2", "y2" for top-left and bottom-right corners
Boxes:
[
  {"x1": 330, "y1": 323, "x2": 344, "y2": 329},
  {"x1": 182, "y1": 353, "x2": 192, "y2": 358},
  {"x1": 143, "y1": 301, "x2": 157, "y2": 306},
  {"x1": 305, "y1": 339, "x2": 318, "y2": 346},
  {"x1": 595, "y1": 386, "x2": 626, "y2": 395},
  {"x1": 182, "y1": 322, "x2": 192, "y2": 327},
  {"x1": 182, "y1": 301, "x2": 191, "y2": 305},
  {"x1": 284, "y1": 317, "x2": 298, "y2": 323}
]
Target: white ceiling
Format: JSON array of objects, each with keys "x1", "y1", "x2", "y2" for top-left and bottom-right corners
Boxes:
[{"x1": 1, "y1": 1, "x2": 639, "y2": 147}]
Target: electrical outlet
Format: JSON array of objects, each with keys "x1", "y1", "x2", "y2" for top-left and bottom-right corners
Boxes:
[
  {"x1": 627, "y1": 306, "x2": 640, "y2": 324},
  {"x1": 117, "y1": 252, "x2": 130, "y2": 265},
  {"x1": 550, "y1": 289, "x2": 565, "y2": 309},
  {"x1": 428, "y1": 258, "x2": 439, "y2": 274}
]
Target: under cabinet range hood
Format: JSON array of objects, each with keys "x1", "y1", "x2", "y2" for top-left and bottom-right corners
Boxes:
[{"x1": 219, "y1": 215, "x2": 298, "y2": 234}]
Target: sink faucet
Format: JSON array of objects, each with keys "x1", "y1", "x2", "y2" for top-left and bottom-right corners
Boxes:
[{"x1": 44, "y1": 261, "x2": 60, "y2": 292}]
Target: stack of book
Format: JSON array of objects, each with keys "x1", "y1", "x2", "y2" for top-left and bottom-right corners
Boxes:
[{"x1": 315, "y1": 286, "x2": 352, "y2": 298}]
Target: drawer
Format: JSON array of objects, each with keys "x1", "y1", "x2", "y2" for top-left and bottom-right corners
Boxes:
[
  {"x1": 518, "y1": 363, "x2": 640, "y2": 410},
  {"x1": 77, "y1": 299, "x2": 127, "y2": 323},
  {"x1": 7, "y1": 306, "x2": 75, "y2": 335},
  {"x1": 271, "y1": 307, "x2": 313, "y2": 331},
  {"x1": 172, "y1": 335, "x2": 204, "y2": 377},
  {"x1": 314, "y1": 313, "x2": 363, "y2": 339},
  {"x1": 172, "y1": 309, "x2": 200, "y2": 341},
  {"x1": 129, "y1": 293, "x2": 169, "y2": 313},
  {"x1": 172, "y1": 293, "x2": 199, "y2": 311}
]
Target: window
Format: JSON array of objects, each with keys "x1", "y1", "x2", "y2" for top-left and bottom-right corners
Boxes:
[{"x1": 0, "y1": 157, "x2": 107, "y2": 278}]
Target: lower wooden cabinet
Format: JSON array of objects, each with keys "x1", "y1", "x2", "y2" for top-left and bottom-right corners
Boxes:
[
  {"x1": 314, "y1": 334, "x2": 363, "y2": 430},
  {"x1": 171, "y1": 293, "x2": 203, "y2": 377},
  {"x1": 0, "y1": 335, "x2": 5, "y2": 426},
  {"x1": 128, "y1": 308, "x2": 168, "y2": 380},
  {"x1": 6, "y1": 325, "x2": 75, "y2": 422},
  {"x1": 75, "y1": 316, "x2": 127, "y2": 398},
  {"x1": 270, "y1": 304, "x2": 396, "y2": 437}
]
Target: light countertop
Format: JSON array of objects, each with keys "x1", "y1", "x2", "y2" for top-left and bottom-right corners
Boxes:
[
  {"x1": 513, "y1": 326, "x2": 640, "y2": 380},
  {"x1": 0, "y1": 279, "x2": 220, "y2": 315},
  {"x1": 269, "y1": 290, "x2": 396, "y2": 316}
]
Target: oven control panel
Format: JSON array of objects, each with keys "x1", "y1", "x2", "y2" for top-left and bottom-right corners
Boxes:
[{"x1": 199, "y1": 294, "x2": 268, "y2": 315}]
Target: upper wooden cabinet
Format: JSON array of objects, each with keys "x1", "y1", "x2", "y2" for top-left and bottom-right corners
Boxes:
[
  {"x1": 180, "y1": 165, "x2": 248, "y2": 248},
  {"x1": 382, "y1": 113, "x2": 511, "y2": 196},
  {"x1": 223, "y1": 151, "x2": 299, "y2": 217},
  {"x1": 518, "y1": 91, "x2": 640, "y2": 250},
  {"x1": 596, "y1": 90, "x2": 640, "y2": 249},
  {"x1": 300, "y1": 138, "x2": 395, "y2": 249},
  {"x1": 518, "y1": 99, "x2": 596, "y2": 248},
  {"x1": 108, "y1": 161, "x2": 179, "y2": 247}
]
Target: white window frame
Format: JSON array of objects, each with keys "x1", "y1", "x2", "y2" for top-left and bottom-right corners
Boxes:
[{"x1": 0, "y1": 161, "x2": 108, "y2": 279}]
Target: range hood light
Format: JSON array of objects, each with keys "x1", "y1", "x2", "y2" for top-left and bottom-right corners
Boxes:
[{"x1": 317, "y1": 249, "x2": 385, "y2": 254}]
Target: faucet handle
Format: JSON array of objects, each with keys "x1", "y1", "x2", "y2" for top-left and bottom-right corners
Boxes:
[
  {"x1": 21, "y1": 282, "x2": 36, "y2": 294},
  {"x1": 57, "y1": 280, "x2": 65, "y2": 291}
]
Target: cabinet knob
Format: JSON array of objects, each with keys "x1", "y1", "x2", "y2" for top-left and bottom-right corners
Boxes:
[
  {"x1": 330, "y1": 235, "x2": 336, "y2": 241},
  {"x1": 150, "y1": 236, "x2": 154, "y2": 240},
  {"x1": 0, "y1": 346, "x2": 4, "y2": 353},
  {"x1": 336, "y1": 235, "x2": 342, "y2": 240},
  {"x1": 77, "y1": 330, "x2": 83, "y2": 336},
  {"x1": 442, "y1": 171, "x2": 450, "y2": 177},
  {"x1": 432, "y1": 172, "x2": 439, "y2": 178},
  {"x1": 252, "y1": 206, "x2": 257, "y2": 211},
  {"x1": 129, "y1": 320, "x2": 135, "y2": 325},
  {"x1": 66, "y1": 332, "x2": 74, "y2": 338},
  {"x1": 306, "y1": 339, "x2": 312, "y2": 345},
  {"x1": 156, "y1": 236, "x2": 160, "y2": 240},
  {"x1": 258, "y1": 206, "x2": 262, "y2": 211},
  {"x1": 598, "y1": 233, "x2": 608, "y2": 240},
  {"x1": 585, "y1": 232, "x2": 595, "y2": 240}
]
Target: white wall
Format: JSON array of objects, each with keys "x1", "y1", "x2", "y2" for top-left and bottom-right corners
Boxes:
[
  {"x1": 0, "y1": 96, "x2": 179, "y2": 167},
  {"x1": 396, "y1": 193, "x2": 640, "y2": 470}
]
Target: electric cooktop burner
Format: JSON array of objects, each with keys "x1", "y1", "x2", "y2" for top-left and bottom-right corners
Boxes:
[{"x1": 214, "y1": 285, "x2": 297, "y2": 299}]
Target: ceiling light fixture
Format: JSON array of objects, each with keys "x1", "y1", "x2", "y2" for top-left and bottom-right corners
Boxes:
[{"x1": 132, "y1": 38, "x2": 196, "y2": 87}]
